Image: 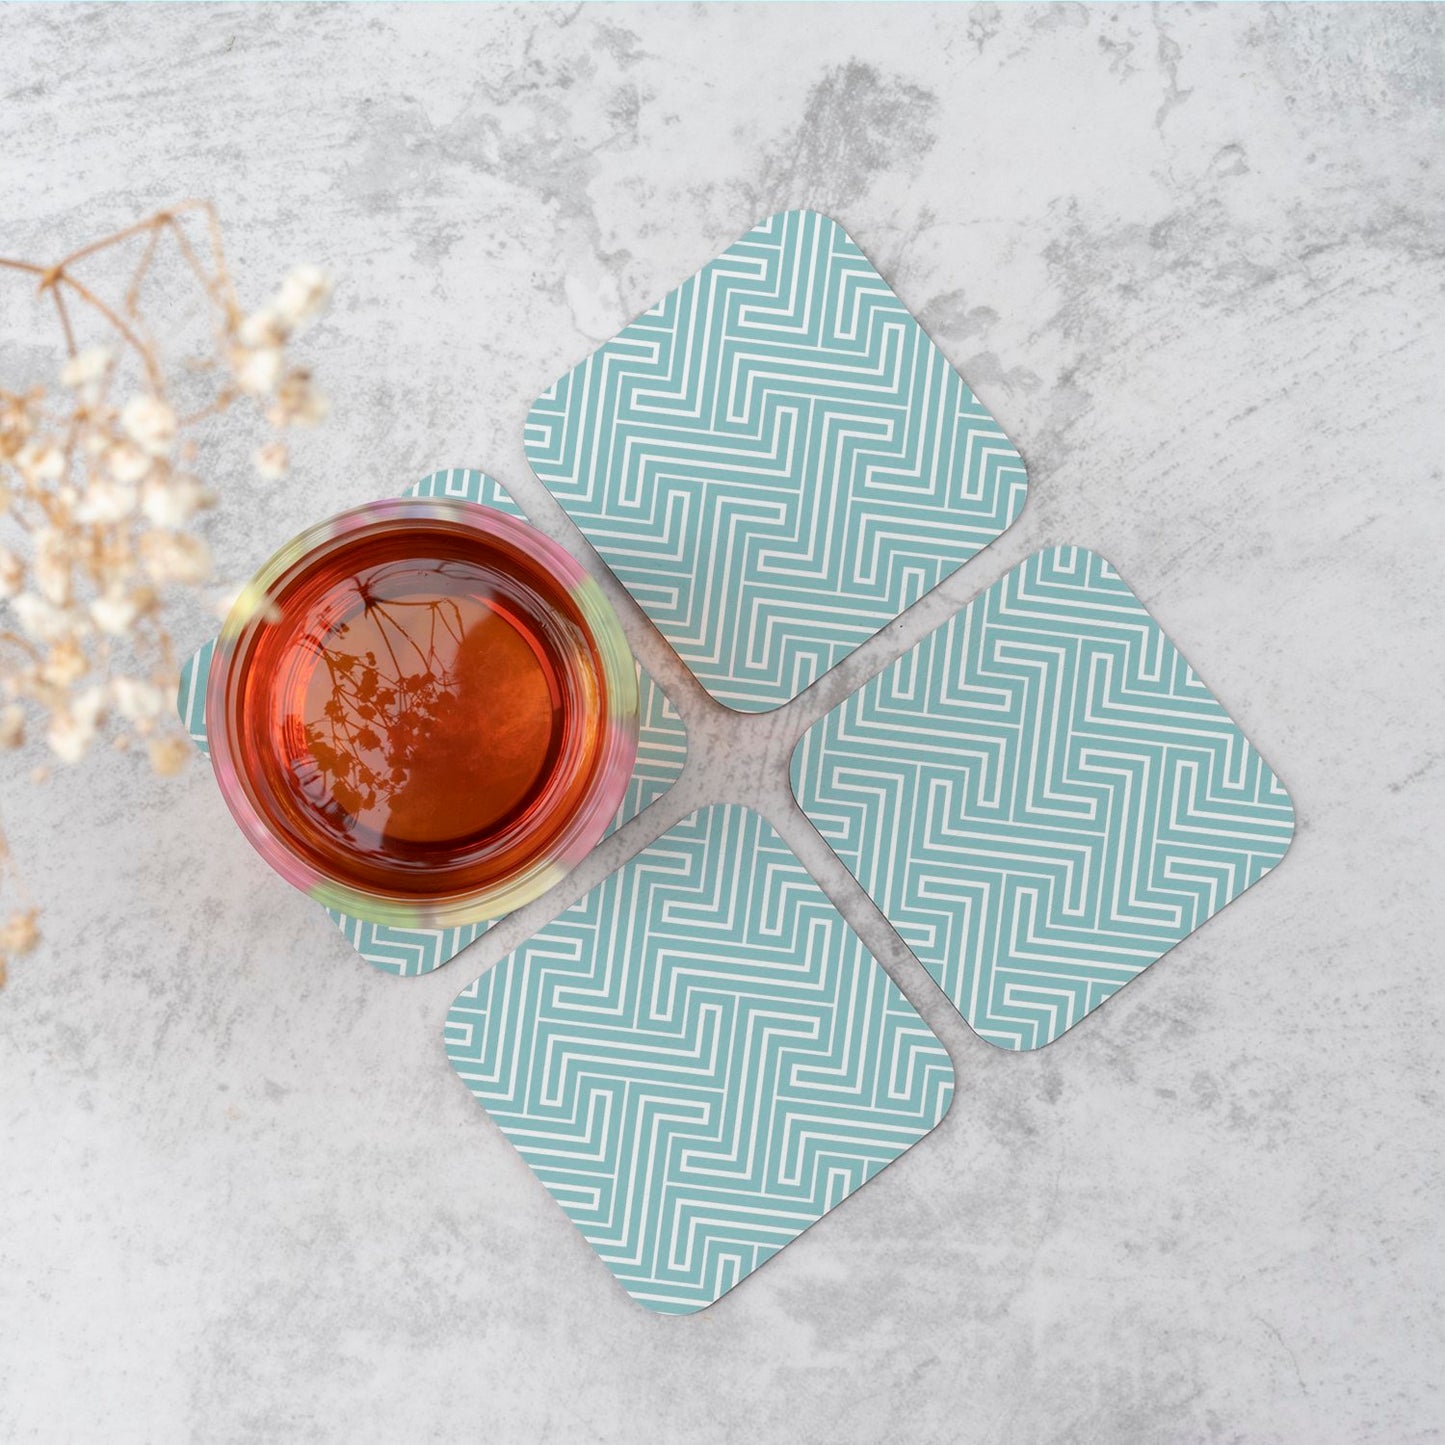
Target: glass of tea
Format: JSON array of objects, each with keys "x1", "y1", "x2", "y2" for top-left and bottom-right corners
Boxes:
[{"x1": 206, "y1": 497, "x2": 638, "y2": 927}]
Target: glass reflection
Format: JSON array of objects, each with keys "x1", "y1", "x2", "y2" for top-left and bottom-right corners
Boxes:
[{"x1": 285, "y1": 568, "x2": 562, "y2": 857}]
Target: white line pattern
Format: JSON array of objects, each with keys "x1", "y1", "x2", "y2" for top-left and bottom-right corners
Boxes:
[
  {"x1": 792, "y1": 547, "x2": 1296, "y2": 1050},
  {"x1": 445, "y1": 804, "x2": 955, "y2": 1314},
  {"x1": 525, "y1": 209, "x2": 1028, "y2": 711}
]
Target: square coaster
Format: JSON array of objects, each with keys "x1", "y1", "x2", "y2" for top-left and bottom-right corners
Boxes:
[
  {"x1": 524, "y1": 209, "x2": 1028, "y2": 712},
  {"x1": 792, "y1": 546, "x2": 1296, "y2": 1050},
  {"x1": 177, "y1": 468, "x2": 688, "y2": 977},
  {"x1": 444, "y1": 803, "x2": 955, "y2": 1314}
]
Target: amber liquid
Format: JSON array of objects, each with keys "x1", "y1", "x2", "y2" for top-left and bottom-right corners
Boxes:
[{"x1": 231, "y1": 518, "x2": 605, "y2": 902}]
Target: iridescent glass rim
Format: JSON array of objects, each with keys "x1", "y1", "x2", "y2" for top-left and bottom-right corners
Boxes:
[{"x1": 205, "y1": 497, "x2": 638, "y2": 928}]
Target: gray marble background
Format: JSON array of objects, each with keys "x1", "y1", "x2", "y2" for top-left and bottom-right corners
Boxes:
[{"x1": 2, "y1": 5, "x2": 1442, "y2": 1442}]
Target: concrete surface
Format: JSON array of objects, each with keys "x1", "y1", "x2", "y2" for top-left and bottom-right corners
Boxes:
[{"x1": 1, "y1": 5, "x2": 1442, "y2": 1442}]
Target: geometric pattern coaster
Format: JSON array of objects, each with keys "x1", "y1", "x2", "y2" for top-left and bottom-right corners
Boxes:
[
  {"x1": 524, "y1": 208, "x2": 1029, "y2": 713},
  {"x1": 176, "y1": 467, "x2": 688, "y2": 978},
  {"x1": 444, "y1": 803, "x2": 955, "y2": 1314},
  {"x1": 792, "y1": 546, "x2": 1296, "y2": 1050}
]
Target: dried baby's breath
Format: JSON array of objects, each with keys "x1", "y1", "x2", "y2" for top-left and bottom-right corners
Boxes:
[
  {"x1": 0, "y1": 704, "x2": 24, "y2": 749},
  {"x1": 119, "y1": 395, "x2": 177, "y2": 458},
  {"x1": 0, "y1": 908, "x2": 37, "y2": 956},
  {"x1": 232, "y1": 345, "x2": 283, "y2": 397},
  {"x1": 252, "y1": 441, "x2": 288, "y2": 481},
  {"x1": 0, "y1": 200, "x2": 333, "y2": 986},
  {"x1": 145, "y1": 735, "x2": 190, "y2": 778}
]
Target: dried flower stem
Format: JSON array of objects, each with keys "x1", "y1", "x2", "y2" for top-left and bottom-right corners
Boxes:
[{"x1": 0, "y1": 201, "x2": 331, "y2": 989}]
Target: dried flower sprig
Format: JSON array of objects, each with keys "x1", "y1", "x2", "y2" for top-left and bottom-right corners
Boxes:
[{"x1": 0, "y1": 200, "x2": 332, "y2": 987}]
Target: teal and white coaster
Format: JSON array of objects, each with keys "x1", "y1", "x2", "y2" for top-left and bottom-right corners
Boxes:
[
  {"x1": 792, "y1": 546, "x2": 1296, "y2": 1051},
  {"x1": 177, "y1": 468, "x2": 688, "y2": 978},
  {"x1": 444, "y1": 803, "x2": 955, "y2": 1315},
  {"x1": 524, "y1": 209, "x2": 1028, "y2": 713}
]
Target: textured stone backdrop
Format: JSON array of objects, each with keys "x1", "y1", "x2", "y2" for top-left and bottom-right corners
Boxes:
[{"x1": 1, "y1": 6, "x2": 1442, "y2": 1443}]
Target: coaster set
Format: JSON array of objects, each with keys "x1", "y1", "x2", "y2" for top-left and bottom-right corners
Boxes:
[{"x1": 184, "y1": 211, "x2": 1294, "y2": 1314}]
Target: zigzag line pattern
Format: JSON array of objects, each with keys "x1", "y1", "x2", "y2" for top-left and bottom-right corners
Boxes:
[
  {"x1": 445, "y1": 803, "x2": 955, "y2": 1314},
  {"x1": 177, "y1": 468, "x2": 687, "y2": 977},
  {"x1": 792, "y1": 547, "x2": 1296, "y2": 1051},
  {"x1": 524, "y1": 208, "x2": 1028, "y2": 712}
]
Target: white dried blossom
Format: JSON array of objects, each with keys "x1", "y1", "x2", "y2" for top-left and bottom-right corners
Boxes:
[
  {"x1": 0, "y1": 547, "x2": 23, "y2": 600},
  {"x1": 60, "y1": 346, "x2": 113, "y2": 401},
  {"x1": 75, "y1": 476, "x2": 137, "y2": 524},
  {"x1": 253, "y1": 441, "x2": 288, "y2": 480},
  {"x1": 16, "y1": 439, "x2": 64, "y2": 485},
  {"x1": 112, "y1": 675, "x2": 164, "y2": 723},
  {"x1": 46, "y1": 684, "x2": 106, "y2": 765},
  {"x1": 239, "y1": 309, "x2": 287, "y2": 349},
  {"x1": 120, "y1": 394, "x2": 177, "y2": 458},
  {"x1": 38, "y1": 638, "x2": 88, "y2": 687},
  {"x1": 0, "y1": 909, "x2": 38, "y2": 955},
  {"x1": 107, "y1": 440, "x2": 152, "y2": 485},
  {"x1": 232, "y1": 346, "x2": 283, "y2": 396},
  {"x1": 0, "y1": 395, "x2": 33, "y2": 462},
  {"x1": 140, "y1": 473, "x2": 211, "y2": 528},
  {"x1": 273, "y1": 265, "x2": 332, "y2": 328},
  {"x1": 10, "y1": 592, "x2": 79, "y2": 644},
  {"x1": 0, "y1": 702, "x2": 24, "y2": 749},
  {"x1": 268, "y1": 368, "x2": 329, "y2": 428},
  {"x1": 47, "y1": 718, "x2": 89, "y2": 764},
  {"x1": 139, "y1": 530, "x2": 211, "y2": 586},
  {"x1": 146, "y1": 734, "x2": 189, "y2": 777},
  {"x1": 32, "y1": 528, "x2": 72, "y2": 606},
  {"x1": 89, "y1": 588, "x2": 145, "y2": 637}
]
